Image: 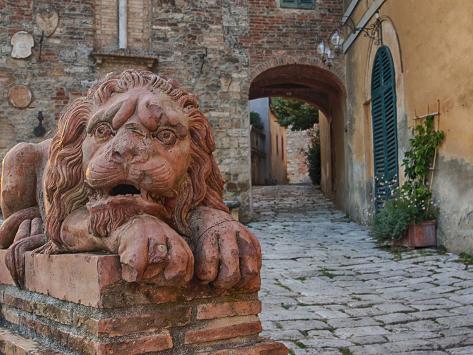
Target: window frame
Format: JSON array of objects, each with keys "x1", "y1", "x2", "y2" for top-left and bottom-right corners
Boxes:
[
  {"x1": 280, "y1": 0, "x2": 316, "y2": 10},
  {"x1": 371, "y1": 45, "x2": 399, "y2": 210}
]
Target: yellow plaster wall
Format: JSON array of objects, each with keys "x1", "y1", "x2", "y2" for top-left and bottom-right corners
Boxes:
[
  {"x1": 269, "y1": 110, "x2": 288, "y2": 184},
  {"x1": 320, "y1": 112, "x2": 333, "y2": 196},
  {"x1": 346, "y1": 0, "x2": 473, "y2": 252}
]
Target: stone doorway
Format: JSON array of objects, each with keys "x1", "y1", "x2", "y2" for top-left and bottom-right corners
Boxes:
[
  {"x1": 249, "y1": 97, "x2": 316, "y2": 186},
  {"x1": 248, "y1": 63, "x2": 346, "y2": 208}
]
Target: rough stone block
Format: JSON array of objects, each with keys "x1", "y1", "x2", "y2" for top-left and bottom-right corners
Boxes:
[
  {"x1": 0, "y1": 250, "x2": 15, "y2": 286},
  {"x1": 184, "y1": 315, "x2": 262, "y2": 344},
  {"x1": 21, "y1": 252, "x2": 259, "y2": 308},
  {"x1": 196, "y1": 299, "x2": 262, "y2": 320},
  {"x1": 0, "y1": 327, "x2": 61, "y2": 355},
  {"x1": 87, "y1": 306, "x2": 192, "y2": 337},
  {"x1": 24, "y1": 252, "x2": 121, "y2": 307},
  {"x1": 197, "y1": 341, "x2": 288, "y2": 355},
  {"x1": 0, "y1": 252, "x2": 285, "y2": 354},
  {"x1": 95, "y1": 331, "x2": 173, "y2": 354}
]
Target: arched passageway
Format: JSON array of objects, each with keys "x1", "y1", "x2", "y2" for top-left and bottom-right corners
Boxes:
[{"x1": 248, "y1": 64, "x2": 346, "y2": 209}]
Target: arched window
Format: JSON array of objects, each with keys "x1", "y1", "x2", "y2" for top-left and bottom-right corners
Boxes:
[
  {"x1": 371, "y1": 46, "x2": 398, "y2": 209},
  {"x1": 281, "y1": 136, "x2": 284, "y2": 160},
  {"x1": 276, "y1": 134, "x2": 279, "y2": 155}
]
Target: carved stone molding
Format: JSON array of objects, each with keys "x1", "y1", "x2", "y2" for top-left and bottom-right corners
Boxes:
[{"x1": 91, "y1": 49, "x2": 158, "y2": 68}]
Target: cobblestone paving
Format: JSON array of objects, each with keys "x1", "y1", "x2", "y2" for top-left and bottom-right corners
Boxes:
[{"x1": 248, "y1": 185, "x2": 473, "y2": 355}]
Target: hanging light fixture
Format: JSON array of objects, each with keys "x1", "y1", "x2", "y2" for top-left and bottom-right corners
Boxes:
[
  {"x1": 316, "y1": 27, "x2": 345, "y2": 68},
  {"x1": 317, "y1": 39, "x2": 337, "y2": 68},
  {"x1": 329, "y1": 30, "x2": 344, "y2": 54}
]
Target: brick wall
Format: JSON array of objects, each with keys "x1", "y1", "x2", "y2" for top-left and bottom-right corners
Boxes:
[
  {"x1": 286, "y1": 128, "x2": 312, "y2": 184},
  {"x1": 0, "y1": 0, "x2": 343, "y2": 218},
  {"x1": 146, "y1": 1, "x2": 252, "y2": 215},
  {"x1": 247, "y1": 0, "x2": 343, "y2": 70},
  {"x1": 0, "y1": 1, "x2": 96, "y2": 158},
  {"x1": 95, "y1": 0, "x2": 151, "y2": 50},
  {"x1": 95, "y1": 0, "x2": 118, "y2": 49}
]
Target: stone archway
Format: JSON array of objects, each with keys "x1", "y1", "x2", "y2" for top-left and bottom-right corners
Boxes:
[{"x1": 248, "y1": 62, "x2": 347, "y2": 209}]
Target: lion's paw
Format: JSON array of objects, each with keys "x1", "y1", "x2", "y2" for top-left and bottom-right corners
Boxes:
[
  {"x1": 193, "y1": 219, "x2": 262, "y2": 290},
  {"x1": 114, "y1": 215, "x2": 194, "y2": 286},
  {"x1": 5, "y1": 218, "x2": 47, "y2": 289}
]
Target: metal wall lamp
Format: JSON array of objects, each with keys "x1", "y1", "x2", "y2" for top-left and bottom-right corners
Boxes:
[
  {"x1": 317, "y1": 30, "x2": 345, "y2": 67},
  {"x1": 34, "y1": 111, "x2": 46, "y2": 137},
  {"x1": 343, "y1": 11, "x2": 383, "y2": 46},
  {"x1": 316, "y1": 11, "x2": 383, "y2": 66}
]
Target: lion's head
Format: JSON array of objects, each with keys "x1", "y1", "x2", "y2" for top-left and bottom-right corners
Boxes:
[{"x1": 44, "y1": 70, "x2": 228, "y2": 244}]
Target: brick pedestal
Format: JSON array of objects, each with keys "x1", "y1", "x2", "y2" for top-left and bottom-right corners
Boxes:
[{"x1": 0, "y1": 251, "x2": 286, "y2": 354}]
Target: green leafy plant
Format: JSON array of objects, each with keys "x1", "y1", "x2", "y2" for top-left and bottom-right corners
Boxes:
[
  {"x1": 270, "y1": 97, "x2": 318, "y2": 131},
  {"x1": 250, "y1": 111, "x2": 264, "y2": 130},
  {"x1": 373, "y1": 184, "x2": 438, "y2": 240},
  {"x1": 373, "y1": 116, "x2": 444, "y2": 241},
  {"x1": 403, "y1": 115, "x2": 444, "y2": 183},
  {"x1": 306, "y1": 128, "x2": 321, "y2": 185}
]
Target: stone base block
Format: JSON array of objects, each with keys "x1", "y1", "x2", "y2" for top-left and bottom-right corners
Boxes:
[{"x1": 0, "y1": 252, "x2": 287, "y2": 354}]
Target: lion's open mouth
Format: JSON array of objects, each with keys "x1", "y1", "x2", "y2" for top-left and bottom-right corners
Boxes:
[
  {"x1": 87, "y1": 180, "x2": 167, "y2": 206},
  {"x1": 105, "y1": 183, "x2": 165, "y2": 205},
  {"x1": 86, "y1": 182, "x2": 171, "y2": 228},
  {"x1": 110, "y1": 184, "x2": 141, "y2": 196}
]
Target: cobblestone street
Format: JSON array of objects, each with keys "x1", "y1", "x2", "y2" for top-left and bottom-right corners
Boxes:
[{"x1": 249, "y1": 185, "x2": 473, "y2": 355}]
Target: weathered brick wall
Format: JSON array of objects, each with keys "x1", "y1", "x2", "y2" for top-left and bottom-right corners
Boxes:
[
  {"x1": 0, "y1": 0, "x2": 343, "y2": 218},
  {"x1": 286, "y1": 128, "x2": 311, "y2": 184},
  {"x1": 247, "y1": 0, "x2": 343, "y2": 72},
  {"x1": 0, "y1": 1, "x2": 96, "y2": 157},
  {"x1": 95, "y1": 0, "x2": 119, "y2": 49},
  {"x1": 95, "y1": 0, "x2": 151, "y2": 50},
  {"x1": 0, "y1": 0, "x2": 252, "y2": 217},
  {"x1": 146, "y1": 1, "x2": 252, "y2": 215}
]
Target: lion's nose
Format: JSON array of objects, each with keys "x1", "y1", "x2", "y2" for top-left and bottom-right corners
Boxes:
[{"x1": 110, "y1": 142, "x2": 140, "y2": 163}]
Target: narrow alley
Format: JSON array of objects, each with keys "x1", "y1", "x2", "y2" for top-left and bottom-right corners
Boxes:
[{"x1": 249, "y1": 185, "x2": 473, "y2": 355}]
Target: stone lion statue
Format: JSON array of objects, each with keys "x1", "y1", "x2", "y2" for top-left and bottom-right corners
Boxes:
[{"x1": 0, "y1": 70, "x2": 261, "y2": 290}]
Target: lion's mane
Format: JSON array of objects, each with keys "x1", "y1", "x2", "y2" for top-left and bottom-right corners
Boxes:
[{"x1": 44, "y1": 70, "x2": 228, "y2": 244}]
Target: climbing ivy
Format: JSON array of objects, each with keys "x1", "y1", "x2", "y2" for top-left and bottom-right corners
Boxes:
[{"x1": 403, "y1": 115, "x2": 444, "y2": 184}]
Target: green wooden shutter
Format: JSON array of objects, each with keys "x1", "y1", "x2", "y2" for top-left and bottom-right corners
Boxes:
[
  {"x1": 298, "y1": 0, "x2": 316, "y2": 9},
  {"x1": 280, "y1": 0, "x2": 315, "y2": 9},
  {"x1": 371, "y1": 46, "x2": 398, "y2": 210},
  {"x1": 280, "y1": 0, "x2": 298, "y2": 8}
]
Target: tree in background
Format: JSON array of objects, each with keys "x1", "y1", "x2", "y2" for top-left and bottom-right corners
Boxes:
[
  {"x1": 270, "y1": 97, "x2": 319, "y2": 131},
  {"x1": 250, "y1": 111, "x2": 264, "y2": 129},
  {"x1": 306, "y1": 128, "x2": 321, "y2": 185},
  {"x1": 270, "y1": 97, "x2": 321, "y2": 185}
]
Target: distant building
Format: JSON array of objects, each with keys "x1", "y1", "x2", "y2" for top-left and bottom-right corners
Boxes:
[
  {"x1": 250, "y1": 98, "x2": 293, "y2": 186},
  {"x1": 267, "y1": 107, "x2": 288, "y2": 185}
]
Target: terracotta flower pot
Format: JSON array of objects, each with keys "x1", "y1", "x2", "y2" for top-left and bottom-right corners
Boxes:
[{"x1": 404, "y1": 220, "x2": 437, "y2": 248}]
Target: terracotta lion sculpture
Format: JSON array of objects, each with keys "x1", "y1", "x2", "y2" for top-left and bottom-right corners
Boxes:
[{"x1": 0, "y1": 69, "x2": 261, "y2": 289}]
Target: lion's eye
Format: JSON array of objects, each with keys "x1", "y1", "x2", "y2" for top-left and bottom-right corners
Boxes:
[
  {"x1": 154, "y1": 129, "x2": 177, "y2": 146},
  {"x1": 94, "y1": 122, "x2": 114, "y2": 141}
]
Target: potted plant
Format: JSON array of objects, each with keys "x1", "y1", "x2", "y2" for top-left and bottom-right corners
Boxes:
[{"x1": 372, "y1": 115, "x2": 444, "y2": 248}]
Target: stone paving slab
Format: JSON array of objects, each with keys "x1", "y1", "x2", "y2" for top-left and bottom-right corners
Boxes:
[{"x1": 250, "y1": 185, "x2": 473, "y2": 355}]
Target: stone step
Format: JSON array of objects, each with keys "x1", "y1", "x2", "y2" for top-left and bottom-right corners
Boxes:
[{"x1": 0, "y1": 326, "x2": 63, "y2": 354}]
